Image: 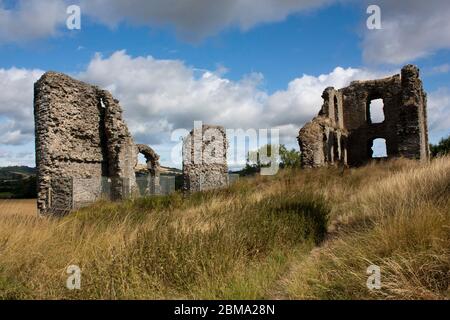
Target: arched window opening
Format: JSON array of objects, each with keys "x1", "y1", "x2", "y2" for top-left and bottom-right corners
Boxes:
[{"x1": 137, "y1": 153, "x2": 147, "y2": 169}]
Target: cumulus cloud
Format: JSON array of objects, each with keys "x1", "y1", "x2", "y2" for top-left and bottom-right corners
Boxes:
[
  {"x1": 263, "y1": 66, "x2": 386, "y2": 128},
  {"x1": 78, "y1": 51, "x2": 267, "y2": 145},
  {"x1": 362, "y1": 0, "x2": 450, "y2": 64},
  {"x1": 0, "y1": 0, "x2": 335, "y2": 44},
  {"x1": 428, "y1": 88, "x2": 450, "y2": 139},
  {"x1": 0, "y1": 0, "x2": 67, "y2": 43},
  {"x1": 80, "y1": 0, "x2": 333, "y2": 40},
  {"x1": 0, "y1": 144, "x2": 35, "y2": 167},
  {"x1": 0, "y1": 67, "x2": 44, "y2": 145}
]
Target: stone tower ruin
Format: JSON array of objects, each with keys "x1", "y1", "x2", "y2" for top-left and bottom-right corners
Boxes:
[
  {"x1": 182, "y1": 124, "x2": 229, "y2": 192},
  {"x1": 298, "y1": 65, "x2": 430, "y2": 168},
  {"x1": 34, "y1": 72, "x2": 159, "y2": 215}
]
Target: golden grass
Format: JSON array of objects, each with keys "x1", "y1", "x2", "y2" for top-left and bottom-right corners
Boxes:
[
  {"x1": 0, "y1": 157, "x2": 449, "y2": 300},
  {"x1": 0, "y1": 172, "x2": 328, "y2": 299},
  {"x1": 284, "y1": 157, "x2": 450, "y2": 300},
  {"x1": 0, "y1": 199, "x2": 37, "y2": 216}
]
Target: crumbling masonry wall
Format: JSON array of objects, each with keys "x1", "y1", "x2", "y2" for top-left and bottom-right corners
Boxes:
[
  {"x1": 298, "y1": 65, "x2": 430, "y2": 168},
  {"x1": 182, "y1": 125, "x2": 229, "y2": 192},
  {"x1": 34, "y1": 72, "x2": 138, "y2": 215},
  {"x1": 136, "y1": 144, "x2": 161, "y2": 195}
]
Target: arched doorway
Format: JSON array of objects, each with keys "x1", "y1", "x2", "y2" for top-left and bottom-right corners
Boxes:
[{"x1": 135, "y1": 144, "x2": 161, "y2": 195}]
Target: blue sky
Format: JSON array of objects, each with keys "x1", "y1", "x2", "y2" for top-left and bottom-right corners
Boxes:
[
  {"x1": 0, "y1": 2, "x2": 364, "y2": 87},
  {"x1": 0, "y1": 0, "x2": 449, "y2": 168}
]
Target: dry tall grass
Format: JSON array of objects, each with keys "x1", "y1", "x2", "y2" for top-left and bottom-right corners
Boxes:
[
  {"x1": 285, "y1": 157, "x2": 450, "y2": 300},
  {"x1": 0, "y1": 157, "x2": 448, "y2": 300},
  {"x1": 0, "y1": 171, "x2": 328, "y2": 299},
  {"x1": 0, "y1": 199, "x2": 37, "y2": 216}
]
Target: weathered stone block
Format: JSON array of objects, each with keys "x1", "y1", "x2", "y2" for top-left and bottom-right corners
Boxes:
[{"x1": 182, "y1": 125, "x2": 229, "y2": 192}]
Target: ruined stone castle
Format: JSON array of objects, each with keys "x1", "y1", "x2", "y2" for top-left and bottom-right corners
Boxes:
[
  {"x1": 298, "y1": 65, "x2": 430, "y2": 168},
  {"x1": 33, "y1": 64, "x2": 430, "y2": 215}
]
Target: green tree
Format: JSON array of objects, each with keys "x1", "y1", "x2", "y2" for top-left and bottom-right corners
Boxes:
[
  {"x1": 14, "y1": 176, "x2": 37, "y2": 199},
  {"x1": 430, "y1": 135, "x2": 450, "y2": 157},
  {"x1": 241, "y1": 144, "x2": 276, "y2": 175},
  {"x1": 241, "y1": 144, "x2": 301, "y2": 175},
  {"x1": 279, "y1": 145, "x2": 301, "y2": 168}
]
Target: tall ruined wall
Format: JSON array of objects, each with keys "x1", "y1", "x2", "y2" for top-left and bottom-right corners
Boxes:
[
  {"x1": 298, "y1": 87, "x2": 348, "y2": 168},
  {"x1": 34, "y1": 72, "x2": 137, "y2": 215},
  {"x1": 298, "y1": 65, "x2": 430, "y2": 168},
  {"x1": 398, "y1": 65, "x2": 429, "y2": 161},
  {"x1": 340, "y1": 74, "x2": 403, "y2": 166},
  {"x1": 182, "y1": 125, "x2": 228, "y2": 192}
]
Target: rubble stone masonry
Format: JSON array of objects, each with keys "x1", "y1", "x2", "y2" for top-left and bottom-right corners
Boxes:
[
  {"x1": 34, "y1": 72, "x2": 138, "y2": 215},
  {"x1": 298, "y1": 65, "x2": 430, "y2": 168}
]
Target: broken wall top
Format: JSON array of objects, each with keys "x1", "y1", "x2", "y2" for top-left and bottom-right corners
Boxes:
[{"x1": 34, "y1": 71, "x2": 135, "y2": 178}]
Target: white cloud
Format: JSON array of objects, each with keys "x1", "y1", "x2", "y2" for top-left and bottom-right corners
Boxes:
[
  {"x1": 362, "y1": 0, "x2": 450, "y2": 64},
  {"x1": 0, "y1": 0, "x2": 335, "y2": 44},
  {"x1": 78, "y1": 51, "x2": 268, "y2": 145},
  {"x1": 80, "y1": 0, "x2": 333, "y2": 40},
  {"x1": 428, "y1": 64, "x2": 450, "y2": 75},
  {"x1": 263, "y1": 66, "x2": 386, "y2": 129},
  {"x1": 0, "y1": 0, "x2": 67, "y2": 43},
  {"x1": 0, "y1": 143, "x2": 35, "y2": 167},
  {"x1": 428, "y1": 88, "x2": 450, "y2": 139},
  {"x1": 0, "y1": 67, "x2": 44, "y2": 145}
]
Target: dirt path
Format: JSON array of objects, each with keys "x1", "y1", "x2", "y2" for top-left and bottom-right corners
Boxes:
[
  {"x1": 266, "y1": 246, "x2": 312, "y2": 300},
  {"x1": 267, "y1": 219, "x2": 346, "y2": 300}
]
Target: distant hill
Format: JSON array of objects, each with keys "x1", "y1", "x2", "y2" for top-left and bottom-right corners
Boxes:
[
  {"x1": 0, "y1": 167, "x2": 37, "y2": 199},
  {"x1": 160, "y1": 166, "x2": 182, "y2": 175},
  {"x1": 0, "y1": 166, "x2": 36, "y2": 179},
  {"x1": 135, "y1": 164, "x2": 182, "y2": 176}
]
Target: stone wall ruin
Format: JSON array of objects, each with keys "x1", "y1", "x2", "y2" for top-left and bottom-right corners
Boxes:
[
  {"x1": 298, "y1": 65, "x2": 430, "y2": 168},
  {"x1": 182, "y1": 125, "x2": 229, "y2": 192},
  {"x1": 34, "y1": 72, "x2": 160, "y2": 215}
]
